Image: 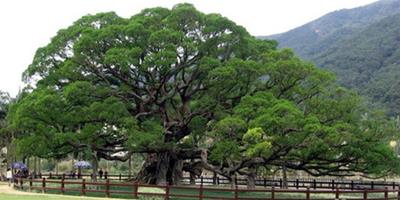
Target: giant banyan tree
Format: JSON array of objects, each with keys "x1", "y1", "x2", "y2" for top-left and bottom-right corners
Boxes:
[{"x1": 11, "y1": 3, "x2": 400, "y2": 187}]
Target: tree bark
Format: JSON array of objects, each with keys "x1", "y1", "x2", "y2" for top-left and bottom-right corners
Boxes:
[
  {"x1": 34, "y1": 157, "x2": 37, "y2": 173},
  {"x1": 91, "y1": 152, "x2": 98, "y2": 181},
  {"x1": 230, "y1": 174, "x2": 236, "y2": 188},
  {"x1": 155, "y1": 152, "x2": 169, "y2": 185},
  {"x1": 136, "y1": 153, "x2": 158, "y2": 184},
  {"x1": 282, "y1": 165, "x2": 288, "y2": 188},
  {"x1": 247, "y1": 165, "x2": 256, "y2": 189},
  {"x1": 38, "y1": 158, "x2": 41, "y2": 174},
  {"x1": 171, "y1": 159, "x2": 183, "y2": 185},
  {"x1": 55, "y1": 160, "x2": 58, "y2": 175},
  {"x1": 27, "y1": 157, "x2": 30, "y2": 170},
  {"x1": 136, "y1": 152, "x2": 183, "y2": 185},
  {"x1": 189, "y1": 172, "x2": 196, "y2": 185},
  {"x1": 128, "y1": 156, "x2": 132, "y2": 179}
]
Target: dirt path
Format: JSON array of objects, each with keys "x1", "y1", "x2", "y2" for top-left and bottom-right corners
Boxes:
[
  {"x1": 0, "y1": 183, "x2": 38, "y2": 195},
  {"x1": 0, "y1": 182, "x2": 110, "y2": 199}
]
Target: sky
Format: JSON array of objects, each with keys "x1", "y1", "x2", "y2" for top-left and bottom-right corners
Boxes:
[{"x1": 0, "y1": 0, "x2": 378, "y2": 97}]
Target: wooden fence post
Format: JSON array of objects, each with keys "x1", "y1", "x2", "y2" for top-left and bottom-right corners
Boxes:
[
  {"x1": 164, "y1": 184, "x2": 170, "y2": 200},
  {"x1": 61, "y1": 177, "x2": 65, "y2": 194},
  {"x1": 332, "y1": 180, "x2": 335, "y2": 190},
  {"x1": 279, "y1": 179, "x2": 282, "y2": 188},
  {"x1": 351, "y1": 180, "x2": 354, "y2": 190},
  {"x1": 335, "y1": 187, "x2": 339, "y2": 199},
  {"x1": 199, "y1": 183, "x2": 204, "y2": 200},
  {"x1": 217, "y1": 177, "x2": 220, "y2": 185},
  {"x1": 264, "y1": 177, "x2": 267, "y2": 187},
  {"x1": 133, "y1": 181, "x2": 138, "y2": 199},
  {"x1": 234, "y1": 185, "x2": 238, "y2": 200},
  {"x1": 296, "y1": 179, "x2": 299, "y2": 189},
  {"x1": 313, "y1": 179, "x2": 316, "y2": 189},
  {"x1": 306, "y1": 187, "x2": 310, "y2": 200},
  {"x1": 29, "y1": 177, "x2": 33, "y2": 192},
  {"x1": 42, "y1": 178, "x2": 46, "y2": 193},
  {"x1": 201, "y1": 176, "x2": 204, "y2": 185},
  {"x1": 213, "y1": 172, "x2": 217, "y2": 185},
  {"x1": 397, "y1": 187, "x2": 400, "y2": 200},
  {"x1": 385, "y1": 187, "x2": 388, "y2": 200},
  {"x1": 271, "y1": 187, "x2": 275, "y2": 200},
  {"x1": 106, "y1": 179, "x2": 110, "y2": 197},
  {"x1": 49, "y1": 172, "x2": 52, "y2": 179},
  {"x1": 371, "y1": 181, "x2": 374, "y2": 190},
  {"x1": 119, "y1": 173, "x2": 122, "y2": 181},
  {"x1": 393, "y1": 182, "x2": 396, "y2": 190},
  {"x1": 363, "y1": 189, "x2": 367, "y2": 200},
  {"x1": 81, "y1": 179, "x2": 86, "y2": 196}
]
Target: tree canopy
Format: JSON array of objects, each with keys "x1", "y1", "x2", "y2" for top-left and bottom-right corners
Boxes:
[{"x1": 8, "y1": 3, "x2": 400, "y2": 186}]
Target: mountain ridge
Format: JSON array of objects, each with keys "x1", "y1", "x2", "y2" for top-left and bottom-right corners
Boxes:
[
  {"x1": 263, "y1": 0, "x2": 400, "y2": 115},
  {"x1": 265, "y1": 0, "x2": 400, "y2": 59}
]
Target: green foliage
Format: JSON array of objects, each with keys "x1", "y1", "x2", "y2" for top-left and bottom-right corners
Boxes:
[
  {"x1": 9, "y1": 3, "x2": 400, "y2": 181},
  {"x1": 9, "y1": 82, "x2": 137, "y2": 160},
  {"x1": 243, "y1": 128, "x2": 272, "y2": 158}
]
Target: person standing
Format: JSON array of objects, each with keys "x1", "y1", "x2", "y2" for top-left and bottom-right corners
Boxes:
[
  {"x1": 6, "y1": 168, "x2": 12, "y2": 186},
  {"x1": 98, "y1": 169, "x2": 104, "y2": 179},
  {"x1": 104, "y1": 170, "x2": 108, "y2": 180}
]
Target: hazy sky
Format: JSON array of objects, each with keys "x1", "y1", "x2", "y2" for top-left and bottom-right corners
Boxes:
[{"x1": 0, "y1": 0, "x2": 378, "y2": 97}]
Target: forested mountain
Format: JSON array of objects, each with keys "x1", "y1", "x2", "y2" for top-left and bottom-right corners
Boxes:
[
  {"x1": 264, "y1": 0, "x2": 400, "y2": 115},
  {"x1": 316, "y1": 14, "x2": 400, "y2": 115}
]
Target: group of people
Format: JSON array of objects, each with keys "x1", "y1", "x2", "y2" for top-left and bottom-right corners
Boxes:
[
  {"x1": 68, "y1": 170, "x2": 80, "y2": 179},
  {"x1": 3, "y1": 168, "x2": 110, "y2": 186},
  {"x1": 67, "y1": 169, "x2": 108, "y2": 179},
  {"x1": 5, "y1": 168, "x2": 29, "y2": 186}
]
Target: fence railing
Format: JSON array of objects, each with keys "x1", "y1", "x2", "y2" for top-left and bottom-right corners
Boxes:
[
  {"x1": 14, "y1": 177, "x2": 400, "y2": 200},
  {"x1": 32, "y1": 173, "x2": 399, "y2": 190}
]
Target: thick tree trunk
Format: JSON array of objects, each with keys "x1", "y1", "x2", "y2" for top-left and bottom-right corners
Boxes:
[
  {"x1": 230, "y1": 174, "x2": 236, "y2": 188},
  {"x1": 128, "y1": 156, "x2": 132, "y2": 179},
  {"x1": 34, "y1": 157, "x2": 37, "y2": 174},
  {"x1": 136, "y1": 154, "x2": 158, "y2": 184},
  {"x1": 247, "y1": 165, "x2": 256, "y2": 189},
  {"x1": 155, "y1": 153, "x2": 169, "y2": 185},
  {"x1": 27, "y1": 157, "x2": 30, "y2": 170},
  {"x1": 38, "y1": 158, "x2": 41, "y2": 174},
  {"x1": 189, "y1": 172, "x2": 196, "y2": 185},
  {"x1": 171, "y1": 159, "x2": 183, "y2": 185},
  {"x1": 184, "y1": 160, "x2": 203, "y2": 185},
  {"x1": 91, "y1": 152, "x2": 98, "y2": 182},
  {"x1": 282, "y1": 165, "x2": 288, "y2": 188},
  {"x1": 136, "y1": 152, "x2": 183, "y2": 185},
  {"x1": 55, "y1": 160, "x2": 58, "y2": 175}
]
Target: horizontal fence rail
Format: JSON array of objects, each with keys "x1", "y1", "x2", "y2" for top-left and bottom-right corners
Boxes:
[
  {"x1": 13, "y1": 177, "x2": 400, "y2": 200},
  {"x1": 29, "y1": 173, "x2": 400, "y2": 190}
]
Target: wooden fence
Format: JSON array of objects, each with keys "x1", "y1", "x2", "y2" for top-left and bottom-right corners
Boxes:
[
  {"x1": 14, "y1": 177, "x2": 400, "y2": 200},
  {"x1": 33, "y1": 173, "x2": 399, "y2": 190}
]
